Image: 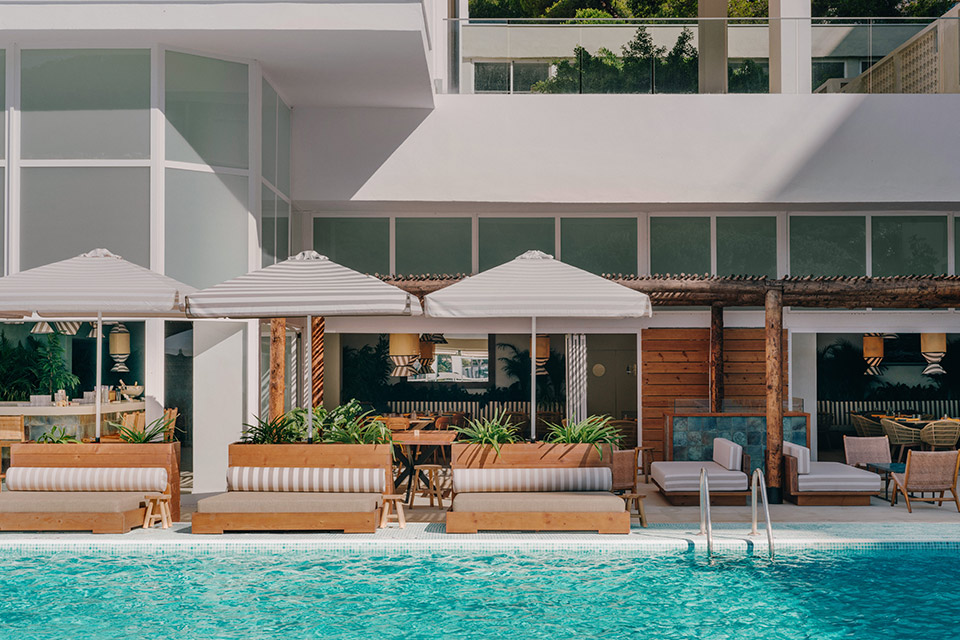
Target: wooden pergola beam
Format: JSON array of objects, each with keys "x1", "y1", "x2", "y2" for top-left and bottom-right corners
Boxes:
[
  {"x1": 764, "y1": 288, "x2": 784, "y2": 504},
  {"x1": 709, "y1": 303, "x2": 723, "y2": 412}
]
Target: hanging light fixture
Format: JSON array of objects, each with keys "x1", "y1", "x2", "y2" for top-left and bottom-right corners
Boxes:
[
  {"x1": 30, "y1": 322, "x2": 54, "y2": 335},
  {"x1": 109, "y1": 323, "x2": 131, "y2": 373},
  {"x1": 54, "y1": 322, "x2": 82, "y2": 336},
  {"x1": 920, "y1": 333, "x2": 947, "y2": 376},
  {"x1": 863, "y1": 335, "x2": 884, "y2": 376},
  {"x1": 388, "y1": 333, "x2": 419, "y2": 377},
  {"x1": 418, "y1": 336, "x2": 436, "y2": 374},
  {"x1": 535, "y1": 334, "x2": 550, "y2": 376},
  {"x1": 87, "y1": 323, "x2": 101, "y2": 338}
]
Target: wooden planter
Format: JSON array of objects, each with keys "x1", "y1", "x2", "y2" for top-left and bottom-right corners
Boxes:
[
  {"x1": 227, "y1": 443, "x2": 393, "y2": 469},
  {"x1": 451, "y1": 442, "x2": 614, "y2": 469},
  {"x1": 9, "y1": 442, "x2": 181, "y2": 521}
]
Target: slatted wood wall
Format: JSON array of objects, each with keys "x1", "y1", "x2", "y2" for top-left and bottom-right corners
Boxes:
[{"x1": 641, "y1": 328, "x2": 788, "y2": 460}]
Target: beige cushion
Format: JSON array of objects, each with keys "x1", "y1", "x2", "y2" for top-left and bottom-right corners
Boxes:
[
  {"x1": 712, "y1": 438, "x2": 743, "y2": 471},
  {"x1": 452, "y1": 467, "x2": 612, "y2": 493},
  {"x1": 0, "y1": 491, "x2": 146, "y2": 513},
  {"x1": 784, "y1": 442, "x2": 811, "y2": 475},
  {"x1": 452, "y1": 491, "x2": 624, "y2": 513},
  {"x1": 651, "y1": 461, "x2": 748, "y2": 492},
  {"x1": 197, "y1": 492, "x2": 381, "y2": 514},
  {"x1": 6, "y1": 467, "x2": 167, "y2": 492},
  {"x1": 797, "y1": 462, "x2": 881, "y2": 493},
  {"x1": 227, "y1": 467, "x2": 385, "y2": 493}
]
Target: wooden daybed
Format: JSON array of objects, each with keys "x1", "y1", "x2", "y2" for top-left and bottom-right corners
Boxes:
[
  {"x1": 782, "y1": 441, "x2": 882, "y2": 506},
  {"x1": 649, "y1": 438, "x2": 751, "y2": 506},
  {"x1": 191, "y1": 444, "x2": 393, "y2": 534},
  {"x1": 445, "y1": 443, "x2": 630, "y2": 534}
]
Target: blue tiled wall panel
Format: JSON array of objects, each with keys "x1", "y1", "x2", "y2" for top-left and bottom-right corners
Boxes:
[{"x1": 671, "y1": 415, "x2": 808, "y2": 474}]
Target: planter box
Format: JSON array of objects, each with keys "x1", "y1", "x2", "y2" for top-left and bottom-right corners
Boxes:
[
  {"x1": 10, "y1": 442, "x2": 181, "y2": 521},
  {"x1": 451, "y1": 442, "x2": 614, "y2": 469},
  {"x1": 227, "y1": 443, "x2": 394, "y2": 490}
]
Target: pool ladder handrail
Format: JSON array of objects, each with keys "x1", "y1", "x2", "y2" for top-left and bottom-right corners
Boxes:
[
  {"x1": 749, "y1": 468, "x2": 775, "y2": 559},
  {"x1": 698, "y1": 467, "x2": 713, "y2": 558}
]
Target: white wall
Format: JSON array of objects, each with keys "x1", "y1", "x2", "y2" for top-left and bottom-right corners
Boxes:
[{"x1": 292, "y1": 94, "x2": 960, "y2": 206}]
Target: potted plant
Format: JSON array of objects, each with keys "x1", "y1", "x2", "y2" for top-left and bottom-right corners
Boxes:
[
  {"x1": 543, "y1": 415, "x2": 622, "y2": 457},
  {"x1": 35, "y1": 425, "x2": 79, "y2": 444}
]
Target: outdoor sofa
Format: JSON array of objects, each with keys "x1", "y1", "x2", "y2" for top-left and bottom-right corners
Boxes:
[
  {"x1": 650, "y1": 438, "x2": 750, "y2": 506},
  {"x1": 782, "y1": 441, "x2": 882, "y2": 505}
]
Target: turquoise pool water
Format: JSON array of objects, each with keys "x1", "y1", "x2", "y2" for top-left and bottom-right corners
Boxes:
[{"x1": 2, "y1": 547, "x2": 959, "y2": 639}]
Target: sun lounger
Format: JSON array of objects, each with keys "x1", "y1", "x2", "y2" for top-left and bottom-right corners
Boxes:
[
  {"x1": 783, "y1": 442, "x2": 881, "y2": 505},
  {"x1": 650, "y1": 438, "x2": 750, "y2": 506}
]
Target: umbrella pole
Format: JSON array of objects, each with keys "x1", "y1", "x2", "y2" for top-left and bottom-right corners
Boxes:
[
  {"x1": 530, "y1": 316, "x2": 537, "y2": 442},
  {"x1": 95, "y1": 312, "x2": 103, "y2": 442},
  {"x1": 306, "y1": 315, "x2": 313, "y2": 443}
]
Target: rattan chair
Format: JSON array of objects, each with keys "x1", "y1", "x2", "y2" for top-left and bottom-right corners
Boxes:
[
  {"x1": 890, "y1": 450, "x2": 960, "y2": 513},
  {"x1": 843, "y1": 435, "x2": 891, "y2": 468},
  {"x1": 608, "y1": 419, "x2": 638, "y2": 450},
  {"x1": 163, "y1": 407, "x2": 179, "y2": 442},
  {"x1": 852, "y1": 414, "x2": 884, "y2": 438},
  {"x1": 920, "y1": 420, "x2": 960, "y2": 451},
  {"x1": 881, "y1": 418, "x2": 922, "y2": 463},
  {"x1": 385, "y1": 417, "x2": 411, "y2": 432}
]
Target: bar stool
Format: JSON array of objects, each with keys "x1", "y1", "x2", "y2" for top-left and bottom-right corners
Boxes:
[
  {"x1": 143, "y1": 494, "x2": 172, "y2": 529},
  {"x1": 380, "y1": 494, "x2": 407, "y2": 529},
  {"x1": 636, "y1": 446, "x2": 655, "y2": 485},
  {"x1": 622, "y1": 493, "x2": 647, "y2": 527},
  {"x1": 409, "y1": 464, "x2": 444, "y2": 508}
]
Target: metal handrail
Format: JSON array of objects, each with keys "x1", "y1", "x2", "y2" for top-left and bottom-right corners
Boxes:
[
  {"x1": 698, "y1": 467, "x2": 713, "y2": 559},
  {"x1": 749, "y1": 468, "x2": 775, "y2": 560}
]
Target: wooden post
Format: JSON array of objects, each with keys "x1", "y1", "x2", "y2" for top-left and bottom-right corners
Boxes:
[
  {"x1": 764, "y1": 288, "x2": 783, "y2": 504},
  {"x1": 312, "y1": 316, "x2": 325, "y2": 406},
  {"x1": 709, "y1": 303, "x2": 724, "y2": 412},
  {"x1": 269, "y1": 318, "x2": 286, "y2": 421}
]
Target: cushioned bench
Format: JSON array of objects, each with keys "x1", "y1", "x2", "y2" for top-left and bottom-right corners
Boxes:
[
  {"x1": 783, "y1": 442, "x2": 881, "y2": 505},
  {"x1": 650, "y1": 438, "x2": 751, "y2": 506}
]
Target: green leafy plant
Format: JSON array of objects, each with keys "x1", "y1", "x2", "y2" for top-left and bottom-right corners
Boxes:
[
  {"x1": 321, "y1": 420, "x2": 393, "y2": 445},
  {"x1": 453, "y1": 411, "x2": 520, "y2": 457},
  {"x1": 35, "y1": 334, "x2": 80, "y2": 396},
  {"x1": 288, "y1": 399, "x2": 371, "y2": 440},
  {"x1": 0, "y1": 332, "x2": 40, "y2": 402},
  {"x1": 240, "y1": 414, "x2": 301, "y2": 444},
  {"x1": 107, "y1": 415, "x2": 174, "y2": 443},
  {"x1": 545, "y1": 415, "x2": 622, "y2": 457},
  {"x1": 36, "y1": 425, "x2": 80, "y2": 444}
]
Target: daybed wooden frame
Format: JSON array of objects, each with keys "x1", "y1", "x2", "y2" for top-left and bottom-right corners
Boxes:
[
  {"x1": 782, "y1": 454, "x2": 878, "y2": 506},
  {"x1": 0, "y1": 442, "x2": 180, "y2": 534},
  {"x1": 651, "y1": 453, "x2": 752, "y2": 506},
  {"x1": 444, "y1": 443, "x2": 630, "y2": 535},
  {"x1": 190, "y1": 444, "x2": 393, "y2": 534}
]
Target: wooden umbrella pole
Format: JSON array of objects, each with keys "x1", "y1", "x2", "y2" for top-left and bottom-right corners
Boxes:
[
  {"x1": 709, "y1": 303, "x2": 724, "y2": 412},
  {"x1": 764, "y1": 288, "x2": 784, "y2": 504},
  {"x1": 312, "y1": 316, "x2": 324, "y2": 407},
  {"x1": 530, "y1": 316, "x2": 537, "y2": 442},
  {"x1": 269, "y1": 318, "x2": 286, "y2": 422}
]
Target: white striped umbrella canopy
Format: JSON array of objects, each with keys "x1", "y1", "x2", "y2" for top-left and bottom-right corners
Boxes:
[{"x1": 184, "y1": 250, "x2": 422, "y2": 318}]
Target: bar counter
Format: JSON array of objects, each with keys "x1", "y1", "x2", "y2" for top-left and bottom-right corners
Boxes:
[{"x1": 0, "y1": 401, "x2": 146, "y2": 441}]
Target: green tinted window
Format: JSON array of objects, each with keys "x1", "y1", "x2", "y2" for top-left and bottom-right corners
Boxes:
[
  {"x1": 261, "y1": 80, "x2": 277, "y2": 188},
  {"x1": 479, "y1": 218, "x2": 553, "y2": 271},
  {"x1": 396, "y1": 218, "x2": 471, "y2": 275},
  {"x1": 872, "y1": 216, "x2": 948, "y2": 276},
  {"x1": 277, "y1": 98, "x2": 291, "y2": 196},
  {"x1": 561, "y1": 218, "x2": 637, "y2": 275},
  {"x1": 717, "y1": 217, "x2": 777, "y2": 277},
  {"x1": 475, "y1": 63, "x2": 510, "y2": 93},
  {"x1": 0, "y1": 50, "x2": 6, "y2": 158},
  {"x1": 261, "y1": 187, "x2": 276, "y2": 268},
  {"x1": 650, "y1": 217, "x2": 710, "y2": 275},
  {"x1": 790, "y1": 216, "x2": 865, "y2": 276},
  {"x1": 313, "y1": 218, "x2": 389, "y2": 275}
]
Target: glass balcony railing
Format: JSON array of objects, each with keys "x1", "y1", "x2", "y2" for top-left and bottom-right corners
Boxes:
[{"x1": 443, "y1": 15, "x2": 960, "y2": 95}]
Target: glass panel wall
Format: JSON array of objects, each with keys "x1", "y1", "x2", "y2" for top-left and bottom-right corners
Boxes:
[
  {"x1": 396, "y1": 218, "x2": 471, "y2": 275},
  {"x1": 561, "y1": 218, "x2": 637, "y2": 275},
  {"x1": 20, "y1": 168, "x2": 150, "y2": 269},
  {"x1": 479, "y1": 218, "x2": 553, "y2": 271},
  {"x1": 260, "y1": 78, "x2": 290, "y2": 266},
  {"x1": 277, "y1": 98, "x2": 291, "y2": 196},
  {"x1": 0, "y1": 50, "x2": 6, "y2": 157},
  {"x1": 790, "y1": 216, "x2": 865, "y2": 276},
  {"x1": 716, "y1": 216, "x2": 777, "y2": 277},
  {"x1": 21, "y1": 49, "x2": 150, "y2": 159},
  {"x1": 650, "y1": 217, "x2": 710, "y2": 275},
  {"x1": 261, "y1": 79, "x2": 277, "y2": 188},
  {"x1": 872, "y1": 215, "x2": 948, "y2": 276},
  {"x1": 261, "y1": 185, "x2": 277, "y2": 268},
  {"x1": 313, "y1": 218, "x2": 389, "y2": 275}
]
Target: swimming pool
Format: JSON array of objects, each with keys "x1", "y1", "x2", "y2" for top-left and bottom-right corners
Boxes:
[{"x1": 2, "y1": 545, "x2": 958, "y2": 640}]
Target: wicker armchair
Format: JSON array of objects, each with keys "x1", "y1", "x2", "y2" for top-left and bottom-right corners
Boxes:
[
  {"x1": 843, "y1": 435, "x2": 891, "y2": 468},
  {"x1": 881, "y1": 419, "x2": 922, "y2": 463},
  {"x1": 852, "y1": 414, "x2": 884, "y2": 438},
  {"x1": 890, "y1": 450, "x2": 960, "y2": 513},
  {"x1": 919, "y1": 420, "x2": 960, "y2": 451}
]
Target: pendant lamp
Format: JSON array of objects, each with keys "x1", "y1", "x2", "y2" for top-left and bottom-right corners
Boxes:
[
  {"x1": 920, "y1": 333, "x2": 947, "y2": 376},
  {"x1": 30, "y1": 322, "x2": 54, "y2": 335},
  {"x1": 109, "y1": 323, "x2": 131, "y2": 373},
  {"x1": 418, "y1": 336, "x2": 436, "y2": 374},
  {"x1": 389, "y1": 333, "x2": 419, "y2": 377},
  {"x1": 863, "y1": 335, "x2": 883, "y2": 376},
  {"x1": 54, "y1": 322, "x2": 82, "y2": 336},
  {"x1": 535, "y1": 334, "x2": 550, "y2": 376}
]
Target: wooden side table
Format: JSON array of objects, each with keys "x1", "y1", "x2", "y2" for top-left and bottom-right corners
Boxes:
[
  {"x1": 143, "y1": 494, "x2": 172, "y2": 529},
  {"x1": 409, "y1": 464, "x2": 444, "y2": 508},
  {"x1": 622, "y1": 493, "x2": 648, "y2": 528},
  {"x1": 635, "y1": 446, "x2": 655, "y2": 486},
  {"x1": 380, "y1": 494, "x2": 407, "y2": 529}
]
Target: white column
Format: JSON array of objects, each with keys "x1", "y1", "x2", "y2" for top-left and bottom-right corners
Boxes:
[
  {"x1": 143, "y1": 319, "x2": 165, "y2": 425},
  {"x1": 193, "y1": 321, "x2": 246, "y2": 493},
  {"x1": 698, "y1": 0, "x2": 728, "y2": 94},
  {"x1": 769, "y1": 0, "x2": 812, "y2": 94},
  {"x1": 791, "y1": 332, "x2": 818, "y2": 459}
]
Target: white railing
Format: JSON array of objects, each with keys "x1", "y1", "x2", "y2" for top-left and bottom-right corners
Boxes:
[
  {"x1": 749, "y1": 468, "x2": 775, "y2": 560},
  {"x1": 698, "y1": 467, "x2": 714, "y2": 559}
]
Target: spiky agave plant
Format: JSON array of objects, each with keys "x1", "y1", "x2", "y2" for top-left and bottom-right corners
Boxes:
[
  {"x1": 544, "y1": 415, "x2": 621, "y2": 458},
  {"x1": 240, "y1": 414, "x2": 301, "y2": 444},
  {"x1": 453, "y1": 411, "x2": 520, "y2": 457}
]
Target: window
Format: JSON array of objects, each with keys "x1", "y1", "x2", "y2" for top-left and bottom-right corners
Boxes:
[
  {"x1": 716, "y1": 217, "x2": 777, "y2": 277},
  {"x1": 396, "y1": 218, "x2": 472, "y2": 275},
  {"x1": 261, "y1": 79, "x2": 278, "y2": 188},
  {"x1": 475, "y1": 63, "x2": 510, "y2": 93},
  {"x1": 0, "y1": 50, "x2": 6, "y2": 158},
  {"x1": 872, "y1": 216, "x2": 948, "y2": 276},
  {"x1": 165, "y1": 51, "x2": 248, "y2": 169},
  {"x1": 20, "y1": 168, "x2": 150, "y2": 269},
  {"x1": 728, "y1": 60, "x2": 769, "y2": 94},
  {"x1": 790, "y1": 216, "x2": 865, "y2": 276},
  {"x1": 20, "y1": 49, "x2": 150, "y2": 159},
  {"x1": 410, "y1": 338, "x2": 489, "y2": 383},
  {"x1": 861, "y1": 59, "x2": 879, "y2": 74},
  {"x1": 561, "y1": 218, "x2": 638, "y2": 275},
  {"x1": 812, "y1": 61, "x2": 846, "y2": 91},
  {"x1": 513, "y1": 63, "x2": 550, "y2": 92},
  {"x1": 650, "y1": 217, "x2": 710, "y2": 275},
  {"x1": 313, "y1": 218, "x2": 389, "y2": 275},
  {"x1": 479, "y1": 218, "x2": 553, "y2": 271},
  {"x1": 261, "y1": 186, "x2": 277, "y2": 268}
]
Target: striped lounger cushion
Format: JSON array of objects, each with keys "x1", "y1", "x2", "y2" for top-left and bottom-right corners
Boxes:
[
  {"x1": 227, "y1": 467, "x2": 386, "y2": 493},
  {"x1": 452, "y1": 467, "x2": 613, "y2": 493},
  {"x1": 6, "y1": 467, "x2": 168, "y2": 493}
]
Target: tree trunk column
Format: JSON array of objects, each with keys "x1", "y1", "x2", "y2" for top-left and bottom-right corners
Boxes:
[
  {"x1": 312, "y1": 316, "x2": 325, "y2": 407},
  {"x1": 269, "y1": 318, "x2": 286, "y2": 421},
  {"x1": 709, "y1": 303, "x2": 724, "y2": 412},
  {"x1": 764, "y1": 288, "x2": 784, "y2": 504}
]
